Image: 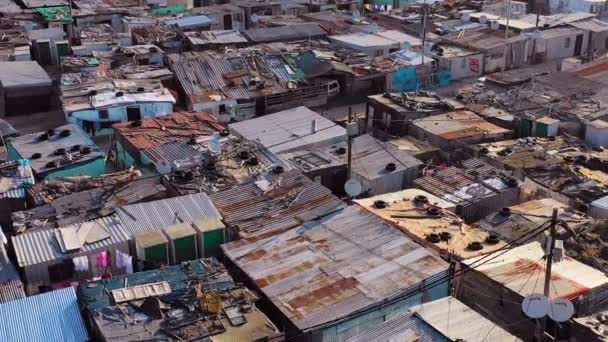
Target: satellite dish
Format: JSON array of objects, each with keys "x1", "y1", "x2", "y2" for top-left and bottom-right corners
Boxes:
[
  {"x1": 208, "y1": 136, "x2": 222, "y2": 153},
  {"x1": 344, "y1": 179, "x2": 362, "y2": 197},
  {"x1": 548, "y1": 299, "x2": 575, "y2": 322},
  {"x1": 522, "y1": 294, "x2": 550, "y2": 319},
  {"x1": 479, "y1": 15, "x2": 488, "y2": 24},
  {"x1": 156, "y1": 159, "x2": 172, "y2": 175},
  {"x1": 462, "y1": 13, "x2": 471, "y2": 22}
]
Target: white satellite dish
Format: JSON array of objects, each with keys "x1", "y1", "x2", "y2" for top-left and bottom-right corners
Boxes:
[
  {"x1": 522, "y1": 294, "x2": 550, "y2": 319},
  {"x1": 208, "y1": 136, "x2": 222, "y2": 153},
  {"x1": 156, "y1": 159, "x2": 172, "y2": 175},
  {"x1": 548, "y1": 299, "x2": 575, "y2": 322},
  {"x1": 479, "y1": 15, "x2": 488, "y2": 24},
  {"x1": 462, "y1": 13, "x2": 471, "y2": 22},
  {"x1": 344, "y1": 179, "x2": 362, "y2": 197}
]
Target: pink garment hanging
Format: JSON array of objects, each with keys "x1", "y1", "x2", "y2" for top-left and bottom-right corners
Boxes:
[{"x1": 96, "y1": 251, "x2": 108, "y2": 267}]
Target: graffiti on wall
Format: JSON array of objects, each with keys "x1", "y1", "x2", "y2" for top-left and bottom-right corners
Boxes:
[{"x1": 469, "y1": 58, "x2": 480, "y2": 73}]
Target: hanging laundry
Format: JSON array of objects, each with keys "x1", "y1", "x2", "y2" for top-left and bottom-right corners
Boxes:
[
  {"x1": 125, "y1": 256, "x2": 133, "y2": 274},
  {"x1": 96, "y1": 251, "x2": 108, "y2": 268}
]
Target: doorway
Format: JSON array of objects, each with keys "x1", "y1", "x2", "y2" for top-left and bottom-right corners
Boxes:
[
  {"x1": 224, "y1": 14, "x2": 232, "y2": 30},
  {"x1": 574, "y1": 34, "x2": 584, "y2": 56}
]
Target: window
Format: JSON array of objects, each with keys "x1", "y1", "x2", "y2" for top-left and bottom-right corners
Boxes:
[
  {"x1": 99, "y1": 109, "x2": 109, "y2": 119},
  {"x1": 565, "y1": 37, "x2": 571, "y2": 49},
  {"x1": 375, "y1": 49, "x2": 384, "y2": 57},
  {"x1": 127, "y1": 106, "x2": 142, "y2": 121},
  {"x1": 460, "y1": 58, "x2": 467, "y2": 69}
]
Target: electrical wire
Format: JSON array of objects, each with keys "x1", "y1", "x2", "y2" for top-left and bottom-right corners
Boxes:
[{"x1": 281, "y1": 219, "x2": 552, "y2": 340}]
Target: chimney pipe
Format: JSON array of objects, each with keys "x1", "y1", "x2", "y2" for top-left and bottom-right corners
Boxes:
[{"x1": 311, "y1": 119, "x2": 316, "y2": 134}]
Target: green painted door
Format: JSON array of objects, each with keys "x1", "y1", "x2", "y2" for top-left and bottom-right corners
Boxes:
[
  {"x1": 535, "y1": 122, "x2": 548, "y2": 137},
  {"x1": 203, "y1": 229, "x2": 224, "y2": 258},
  {"x1": 145, "y1": 244, "x2": 167, "y2": 265},
  {"x1": 174, "y1": 236, "x2": 196, "y2": 263}
]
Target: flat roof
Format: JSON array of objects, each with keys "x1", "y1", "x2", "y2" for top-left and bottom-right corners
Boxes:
[
  {"x1": 0, "y1": 61, "x2": 52, "y2": 89},
  {"x1": 329, "y1": 32, "x2": 398, "y2": 48}
]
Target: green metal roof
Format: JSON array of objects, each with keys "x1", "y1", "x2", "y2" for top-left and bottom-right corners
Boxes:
[
  {"x1": 36, "y1": 6, "x2": 73, "y2": 23},
  {"x1": 152, "y1": 5, "x2": 186, "y2": 15}
]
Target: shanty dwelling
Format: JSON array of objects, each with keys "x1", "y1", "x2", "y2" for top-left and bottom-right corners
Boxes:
[
  {"x1": 0, "y1": 160, "x2": 34, "y2": 232},
  {"x1": 572, "y1": 308, "x2": 608, "y2": 341},
  {"x1": 586, "y1": 119, "x2": 608, "y2": 147},
  {"x1": 222, "y1": 206, "x2": 450, "y2": 342},
  {"x1": 237, "y1": 1, "x2": 281, "y2": 29},
  {"x1": 110, "y1": 111, "x2": 224, "y2": 174},
  {"x1": 0, "y1": 244, "x2": 26, "y2": 303},
  {"x1": 242, "y1": 23, "x2": 327, "y2": 44},
  {"x1": 77, "y1": 259, "x2": 280, "y2": 341},
  {"x1": 209, "y1": 169, "x2": 345, "y2": 241},
  {"x1": 163, "y1": 14, "x2": 215, "y2": 31},
  {"x1": 167, "y1": 52, "x2": 336, "y2": 120},
  {"x1": 328, "y1": 32, "x2": 404, "y2": 57},
  {"x1": 61, "y1": 79, "x2": 176, "y2": 136},
  {"x1": 27, "y1": 27, "x2": 68, "y2": 65},
  {"x1": 531, "y1": 27, "x2": 587, "y2": 62},
  {"x1": 414, "y1": 159, "x2": 522, "y2": 223},
  {"x1": 115, "y1": 193, "x2": 225, "y2": 269},
  {"x1": 355, "y1": 188, "x2": 507, "y2": 261},
  {"x1": 346, "y1": 296, "x2": 522, "y2": 342},
  {"x1": 477, "y1": 198, "x2": 608, "y2": 270},
  {"x1": 569, "y1": 18, "x2": 608, "y2": 55},
  {"x1": 12, "y1": 215, "x2": 132, "y2": 295},
  {"x1": 430, "y1": 43, "x2": 485, "y2": 81},
  {"x1": 229, "y1": 106, "x2": 347, "y2": 154},
  {"x1": 387, "y1": 49, "x2": 440, "y2": 93},
  {"x1": 441, "y1": 27, "x2": 528, "y2": 74},
  {"x1": 0, "y1": 287, "x2": 88, "y2": 342},
  {"x1": 10, "y1": 177, "x2": 166, "y2": 234},
  {"x1": 365, "y1": 92, "x2": 453, "y2": 136},
  {"x1": 185, "y1": 30, "x2": 248, "y2": 51},
  {"x1": 0, "y1": 61, "x2": 53, "y2": 117},
  {"x1": 159, "y1": 138, "x2": 282, "y2": 195},
  {"x1": 6, "y1": 124, "x2": 106, "y2": 180},
  {"x1": 409, "y1": 110, "x2": 512, "y2": 153},
  {"x1": 280, "y1": 134, "x2": 423, "y2": 197},
  {"x1": 457, "y1": 241, "x2": 608, "y2": 341}
]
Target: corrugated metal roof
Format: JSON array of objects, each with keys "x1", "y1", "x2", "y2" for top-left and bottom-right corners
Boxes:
[
  {"x1": 222, "y1": 206, "x2": 449, "y2": 331},
  {"x1": 0, "y1": 244, "x2": 25, "y2": 303},
  {"x1": 0, "y1": 118, "x2": 17, "y2": 137},
  {"x1": 13, "y1": 215, "x2": 130, "y2": 267},
  {"x1": 229, "y1": 106, "x2": 346, "y2": 153},
  {"x1": 355, "y1": 188, "x2": 507, "y2": 260},
  {"x1": 413, "y1": 110, "x2": 510, "y2": 139},
  {"x1": 113, "y1": 111, "x2": 224, "y2": 151},
  {"x1": 570, "y1": 18, "x2": 608, "y2": 33},
  {"x1": 345, "y1": 312, "x2": 434, "y2": 342},
  {"x1": 243, "y1": 23, "x2": 325, "y2": 43},
  {"x1": 165, "y1": 15, "x2": 214, "y2": 28},
  {"x1": 410, "y1": 296, "x2": 522, "y2": 342},
  {"x1": 116, "y1": 193, "x2": 222, "y2": 236},
  {"x1": 0, "y1": 287, "x2": 88, "y2": 342},
  {"x1": 0, "y1": 160, "x2": 35, "y2": 200},
  {"x1": 209, "y1": 169, "x2": 344, "y2": 238},
  {"x1": 464, "y1": 241, "x2": 608, "y2": 300}
]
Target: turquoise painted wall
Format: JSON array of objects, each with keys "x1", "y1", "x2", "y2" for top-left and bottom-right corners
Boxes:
[
  {"x1": 8, "y1": 142, "x2": 106, "y2": 179},
  {"x1": 114, "y1": 141, "x2": 157, "y2": 175},
  {"x1": 66, "y1": 102, "x2": 174, "y2": 136},
  {"x1": 391, "y1": 67, "x2": 452, "y2": 92}
]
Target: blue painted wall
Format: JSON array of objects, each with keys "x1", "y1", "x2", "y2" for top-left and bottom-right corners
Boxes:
[
  {"x1": 114, "y1": 141, "x2": 157, "y2": 175},
  {"x1": 66, "y1": 102, "x2": 173, "y2": 136}
]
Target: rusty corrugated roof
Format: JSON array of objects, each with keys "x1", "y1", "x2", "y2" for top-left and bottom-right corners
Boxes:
[
  {"x1": 113, "y1": 111, "x2": 224, "y2": 151},
  {"x1": 209, "y1": 169, "x2": 345, "y2": 239},
  {"x1": 222, "y1": 206, "x2": 449, "y2": 331}
]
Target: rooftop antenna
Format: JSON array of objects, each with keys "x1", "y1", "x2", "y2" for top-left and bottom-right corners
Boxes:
[{"x1": 502, "y1": 0, "x2": 511, "y2": 72}]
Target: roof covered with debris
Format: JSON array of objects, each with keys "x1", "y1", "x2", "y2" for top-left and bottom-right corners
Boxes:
[
  {"x1": 0, "y1": 244, "x2": 25, "y2": 303},
  {"x1": 0, "y1": 160, "x2": 35, "y2": 200},
  {"x1": 78, "y1": 259, "x2": 278, "y2": 341},
  {"x1": 210, "y1": 169, "x2": 344, "y2": 238},
  {"x1": 8, "y1": 124, "x2": 105, "y2": 177},
  {"x1": 412, "y1": 110, "x2": 510, "y2": 140},
  {"x1": 185, "y1": 30, "x2": 248, "y2": 45},
  {"x1": 222, "y1": 206, "x2": 449, "y2": 331},
  {"x1": 356, "y1": 188, "x2": 507, "y2": 260}
]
